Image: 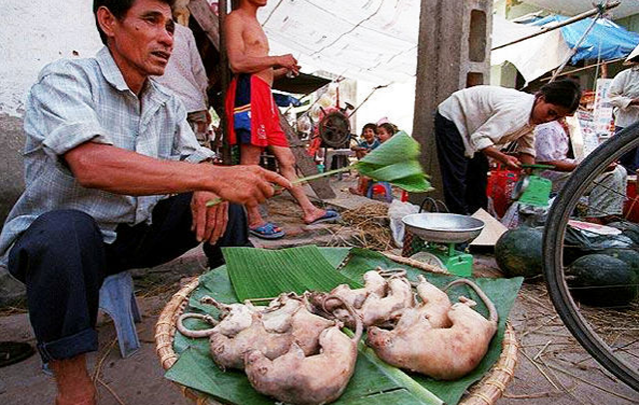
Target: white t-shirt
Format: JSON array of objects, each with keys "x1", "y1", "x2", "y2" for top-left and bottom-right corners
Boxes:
[
  {"x1": 609, "y1": 66, "x2": 639, "y2": 128},
  {"x1": 438, "y1": 85, "x2": 536, "y2": 158}
]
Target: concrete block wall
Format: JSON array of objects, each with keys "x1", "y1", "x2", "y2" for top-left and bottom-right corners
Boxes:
[
  {"x1": 412, "y1": 0, "x2": 493, "y2": 202},
  {"x1": 461, "y1": 0, "x2": 493, "y2": 89}
]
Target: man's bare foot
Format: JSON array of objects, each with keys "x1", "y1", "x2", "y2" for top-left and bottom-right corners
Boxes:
[
  {"x1": 303, "y1": 208, "x2": 341, "y2": 225},
  {"x1": 51, "y1": 355, "x2": 96, "y2": 405}
]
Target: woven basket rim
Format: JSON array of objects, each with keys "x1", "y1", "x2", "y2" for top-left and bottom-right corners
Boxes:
[{"x1": 154, "y1": 255, "x2": 519, "y2": 405}]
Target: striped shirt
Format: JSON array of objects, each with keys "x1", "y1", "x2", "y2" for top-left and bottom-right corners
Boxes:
[{"x1": 0, "y1": 47, "x2": 215, "y2": 265}]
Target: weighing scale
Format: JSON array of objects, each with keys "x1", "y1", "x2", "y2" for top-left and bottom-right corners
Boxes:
[
  {"x1": 511, "y1": 164, "x2": 554, "y2": 207},
  {"x1": 402, "y1": 213, "x2": 485, "y2": 277}
]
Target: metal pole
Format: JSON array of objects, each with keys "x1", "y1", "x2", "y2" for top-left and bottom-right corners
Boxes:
[
  {"x1": 491, "y1": 1, "x2": 620, "y2": 51},
  {"x1": 540, "y1": 57, "x2": 624, "y2": 82},
  {"x1": 347, "y1": 84, "x2": 388, "y2": 118},
  {"x1": 550, "y1": 12, "x2": 601, "y2": 82}
]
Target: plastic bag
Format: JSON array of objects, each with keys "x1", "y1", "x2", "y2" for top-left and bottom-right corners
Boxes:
[
  {"x1": 388, "y1": 199, "x2": 419, "y2": 247},
  {"x1": 501, "y1": 199, "x2": 554, "y2": 229},
  {"x1": 501, "y1": 202, "x2": 521, "y2": 229},
  {"x1": 565, "y1": 226, "x2": 634, "y2": 251}
]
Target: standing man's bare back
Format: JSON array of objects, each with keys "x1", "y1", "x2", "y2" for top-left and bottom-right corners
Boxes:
[{"x1": 224, "y1": 0, "x2": 340, "y2": 239}]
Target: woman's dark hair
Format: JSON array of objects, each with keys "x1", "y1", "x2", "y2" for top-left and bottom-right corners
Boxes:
[
  {"x1": 362, "y1": 123, "x2": 378, "y2": 134},
  {"x1": 538, "y1": 80, "x2": 582, "y2": 114},
  {"x1": 93, "y1": 0, "x2": 176, "y2": 44},
  {"x1": 378, "y1": 122, "x2": 398, "y2": 135}
]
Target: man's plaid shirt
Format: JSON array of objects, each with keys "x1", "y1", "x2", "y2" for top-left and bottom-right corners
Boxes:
[{"x1": 0, "y1": 47, "x2": 215, "y2": 265}]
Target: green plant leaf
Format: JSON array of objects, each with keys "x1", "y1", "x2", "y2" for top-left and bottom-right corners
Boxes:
[
  {"x1": 206, "y1": 131, "x2": 431, "y2": 208},
  {"x1": 223, "y1": 246, "x2": 361, "y2": 301},
  {"x1": 389, "y1": 173, "x2": 434, "y2": 193},
  {"x1": 358, "y1": 131, "x2": 420, "y2": 166},
  {"x1": 358, "y1": 161, "x2": 423, "y2": 182},
  {"x1": 354, "y1": 131, "x2": 432, "y2": 193}
]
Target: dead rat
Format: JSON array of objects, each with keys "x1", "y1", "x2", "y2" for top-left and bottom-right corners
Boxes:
[
  {"x1": 244, "y1": 296, "x2": 363, "y2": 405},
  {"x1": 367, "y1": 278, "x2": 498, "y2": 380}
]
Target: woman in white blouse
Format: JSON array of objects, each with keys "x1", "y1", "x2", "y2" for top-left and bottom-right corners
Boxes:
[{"x1": 534, "y1": 120, "x2": 627, "y2": 224}]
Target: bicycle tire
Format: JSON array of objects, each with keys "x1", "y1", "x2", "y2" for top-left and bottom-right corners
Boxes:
[{"x1": 543, "y1": 121, "x2": 639, "y2": 391}]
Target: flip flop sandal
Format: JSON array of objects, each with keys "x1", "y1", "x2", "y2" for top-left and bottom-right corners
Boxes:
[
  {"x1": 249, "y1": 223, "x2": 286, "y2": 240},
  {"x1": 0, "y1": 341, "x2": 35, "y2": 368},
  {"x1": 307, "y1": 210, "x2": 341, "y2": 225}
]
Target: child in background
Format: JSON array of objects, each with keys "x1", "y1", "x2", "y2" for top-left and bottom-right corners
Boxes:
[
  {"x1": 351, "y1": 123, "x2": 380, "y2": 159},
  {"x1": 377, "y1": 122, "x2": 397, "y2": 143},
  {"x1": 349, "y1": 123, "x2": 380, "y2": 195}
]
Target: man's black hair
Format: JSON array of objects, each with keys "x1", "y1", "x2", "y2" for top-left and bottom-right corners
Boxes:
[
  {"x1": 538, "y1": 80, "x2": 582, "y2": 114},
  {"x1": 93, "y1": 0, "x2": 176, "y2": 44}
]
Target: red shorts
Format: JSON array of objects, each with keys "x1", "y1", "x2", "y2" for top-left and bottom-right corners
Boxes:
[{"x1": 225, "y1": 74, "x2": 289, "y2": 148}]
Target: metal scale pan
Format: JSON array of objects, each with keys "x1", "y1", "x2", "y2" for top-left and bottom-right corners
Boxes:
[
  {"x1": 402, "y1": 213, "x2": 485, "y2": 275},
  {"x1": 402, "y1": 213, "x2": 485, "y2": 244}
]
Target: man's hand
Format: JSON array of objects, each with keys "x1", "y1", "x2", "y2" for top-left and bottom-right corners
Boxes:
[
  {"x1": 191, "y1": 191, "x2": 228, "y2": 244},
  {"x1": 211, "y1": 165, "x2": 292, "y2": 207},
  {"x1": 501, "y1": 154, "x2": 522, "y2": 169},
  {"x1": 276, "y1": 54, "x2": 301, "y2": 75},
  {"x1": 482, "y1": 146, "x2": 521, "y2": 169}
]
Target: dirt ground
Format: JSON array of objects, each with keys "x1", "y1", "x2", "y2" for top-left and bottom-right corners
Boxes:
[{"x1": 1, "y1": 178, "x2": 637, "y2": 404}]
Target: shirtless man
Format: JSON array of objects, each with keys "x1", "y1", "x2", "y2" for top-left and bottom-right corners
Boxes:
[{"x1": 224, "y1": 0, "x2": 339, "y2": 239}]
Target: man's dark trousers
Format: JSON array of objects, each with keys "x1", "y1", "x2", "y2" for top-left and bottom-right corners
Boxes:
[
  {"x1": 434, "y1": 112, "x2": 489, "y2": 215},
  {"x1": 7, "y1": 193, "x2": 250, "y2": 362}
]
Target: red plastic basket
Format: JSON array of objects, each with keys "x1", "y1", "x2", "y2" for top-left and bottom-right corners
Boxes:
[{"x1": 486, "y1": 165, "x2": 520, "y2": 218}]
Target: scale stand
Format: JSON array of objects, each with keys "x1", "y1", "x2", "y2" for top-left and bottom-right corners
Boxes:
[{"x1": 411, "y1": 242, "x2": 474, "y2": 277}]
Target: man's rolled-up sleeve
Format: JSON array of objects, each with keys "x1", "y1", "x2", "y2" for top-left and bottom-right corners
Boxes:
[{"x1": 26, "y1": 64, "x2": 113, "y2": 160}]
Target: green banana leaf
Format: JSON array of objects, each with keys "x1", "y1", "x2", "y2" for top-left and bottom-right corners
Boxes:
[
  {"x1": 223, "y1": 246, "x2": 361, "y2": 301},
  {"x1": 358, "y1": 131, "x2": 420, "y2": 165},
  {"x1": 358, "y1": 161, "x2": 422, "y2": 182},
  {"x1": 166, "y1": 247, "x2": 522, "y2": 405},
  {"x1": 355, "y1": 132, "x2": 432, "y2": 193}
]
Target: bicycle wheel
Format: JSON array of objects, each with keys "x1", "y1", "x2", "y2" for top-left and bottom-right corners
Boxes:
[{"x1": 543, "y1": 122, "x2": 639, "y2": 391}]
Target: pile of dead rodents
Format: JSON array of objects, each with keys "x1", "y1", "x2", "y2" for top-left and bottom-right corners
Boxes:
[{"x1": 178, "y1": 268, "x2": 499, "y2": 405}]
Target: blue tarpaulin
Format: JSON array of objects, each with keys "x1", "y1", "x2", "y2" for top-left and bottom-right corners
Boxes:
[{"x1": 530, "y1": 15, "x2": 639, "y2": 64}]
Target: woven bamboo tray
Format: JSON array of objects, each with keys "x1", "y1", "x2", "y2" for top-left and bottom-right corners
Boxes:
[{"x1": 155, "y1": 253, "x2": 519, "y2": 405}]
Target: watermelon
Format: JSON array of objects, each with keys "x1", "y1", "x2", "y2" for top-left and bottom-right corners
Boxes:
[
  {"x1": 495, "y1": 227, "x2": 543, "y2": 278},
  {"x1": 568, "y1": 254, "x2": 638, "y2": 307},
  {"x1": 599, "y1": 248, "x2": 639, "y2": 277}
]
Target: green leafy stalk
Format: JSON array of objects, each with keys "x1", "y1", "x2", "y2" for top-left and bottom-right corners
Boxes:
[{"x1": 206, "y1": 131, "x2": 432, "y2": 207}]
